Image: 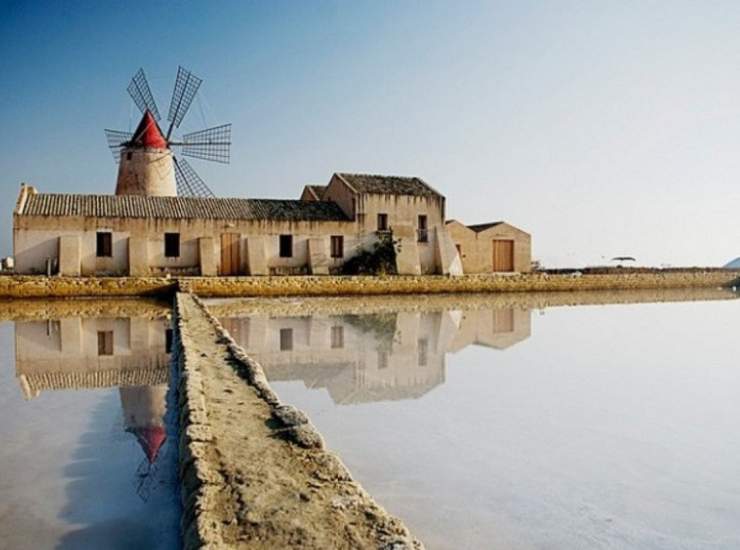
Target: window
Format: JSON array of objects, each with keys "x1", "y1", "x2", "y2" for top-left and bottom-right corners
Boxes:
[
  {"x1": 417, "y1": 215, "x2": 428, "y2": 243},
  {"x1": 456, "y1": 244, "x2": 462, "y2": 256},
  {"x1": 418, "y1": 338, "x2": 428, "y2": 366},
  {"x1": 330, "y1": 236, "x2": 344, "y2": 258},
  {"x1": 279, "y1": 235, "x2": 293, "y2": 258},
  {"x1": 126, "y1": 151, "x2": 132, "y2": 161},
  {"x1": 377, "y1": 213, "x2": 389, "y2": 231},
  {"x1": 280, "y1": 328, "x2": 293, "y2": 351},
  {"x1": 165, "y1": 328, "x2": 174, "y2": 354},
  {"x1": 97, "y1": 331, "x2": 114, "y2": 356},
  {"x1": 331, "y1": 326, "x2": 344, "y2": 349},
  {"x1": 96, "y1": 232, "x2": 112, "y2": 257},
  {"x1": 164, "y1": 233, "x2": 180, "y2": 258},
  {"x1": 377, "y1": 350, "x2": 389, "y2": 370}
]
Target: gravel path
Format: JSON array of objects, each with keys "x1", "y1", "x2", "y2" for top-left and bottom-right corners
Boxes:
[{"x1": 176, "y1": 292, "x2": 422, "y2": 549}]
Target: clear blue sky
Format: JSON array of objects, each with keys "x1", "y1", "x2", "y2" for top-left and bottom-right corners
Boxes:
[{"x1": 2, "y1": 0, "x2": 739, "y2": 267}]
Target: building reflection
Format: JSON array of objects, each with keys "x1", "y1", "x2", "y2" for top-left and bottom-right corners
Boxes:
[
  {"x1": 14, "y1": 311, "x2": 173, "y2": 467},
  {"x1": 219, "y1": 306, "x2": 531, "y2": 405}
]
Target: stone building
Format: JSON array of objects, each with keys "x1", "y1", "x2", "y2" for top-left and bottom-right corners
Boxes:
[
  {"x1": 13, "y1": 177, "x2": 531, "y2": 277},
  {"x1": 12, "y1": 107, "x2": 530, "y2": 276},
  {"x1": 445, "y1": 220, "x2": 531, "y2": 274},
  {"x1": 13, "y1": 112, "x2": 530, "y2": 278}
]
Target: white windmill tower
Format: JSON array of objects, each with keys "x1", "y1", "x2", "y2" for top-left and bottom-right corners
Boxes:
[{"x1": 105, "y1": 67, "x2": 232, "y2": 197}]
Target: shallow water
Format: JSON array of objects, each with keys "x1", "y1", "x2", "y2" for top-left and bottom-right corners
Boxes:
[
  {"x1": 214, "y1": 292, "x2": 740, "y2": 550},
  {"x1": 0, "y1": 303, "x2": 180, "y2": 550}
]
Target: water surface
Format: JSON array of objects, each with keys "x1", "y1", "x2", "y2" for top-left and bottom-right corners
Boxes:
[
  {"x1": 213, "y1": 290, "x2": 740, "y2": 550},
  {"x1": 0, "y1": 301, "x2": 180, "y2": 550}
]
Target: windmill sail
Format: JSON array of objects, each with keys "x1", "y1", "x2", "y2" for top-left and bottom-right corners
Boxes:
[
  {"x1": 166, "y1": 66, "x2": 202, "y2": 139},
  {"x1": 173, "y1": 157, "x2": 215, "y2": 198},
  {"x1": 181, "y1": 124, "x2": 232, "y2": 164},
  {"x1": 127, "y1": 68, "x2": 161, "y2": 120},
  {"x1": 107, "y1": 66, "x2": 230, "y2": 198},
  {"x1": 104, "y1": 129, "x2": 132, "y2": 162}
]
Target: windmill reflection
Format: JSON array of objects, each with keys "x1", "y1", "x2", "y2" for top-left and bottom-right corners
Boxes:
[
  {"x1": 14, "y1": 309, "x2": 173, "y2": 497},
  {"x1": 219, "y1": 306, "x2": 531, "y2": 405}
]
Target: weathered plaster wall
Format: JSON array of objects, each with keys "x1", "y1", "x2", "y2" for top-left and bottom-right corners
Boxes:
[
  {"x1": 14, "y1": 215, "x2": 360, "y2": 276},
  {"x1": 115, "y1": 148, "x2": 177, "y2": 197},
  {"x1": 356, "y1": 193, "x2": 445, "y2": 274}
]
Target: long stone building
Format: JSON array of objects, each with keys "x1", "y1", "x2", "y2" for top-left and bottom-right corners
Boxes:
[
  {"x1": 12, "y1": 108, "x2": 530, "y2": 277},
  {"x1": 13, "y1": 175, "x2": 531, "y2": 277}
]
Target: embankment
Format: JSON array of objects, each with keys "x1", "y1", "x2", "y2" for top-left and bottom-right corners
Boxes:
[
  {"x1": 174, "y1": 292, "x2": 422, "y2": 549},
  {"x1": 180, "y1": 271, "x2": 740, "y2": 297},
  {"x1": 0, "y1": 275, "x2": 175, "y2": 299},
  {"x1": 1, "y1": 270, "x2": 738, "y2": 299}
]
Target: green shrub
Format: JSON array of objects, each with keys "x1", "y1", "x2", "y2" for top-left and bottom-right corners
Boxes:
[{"x1": 341, "y1": 232, "x2": 401, "y2": 276}]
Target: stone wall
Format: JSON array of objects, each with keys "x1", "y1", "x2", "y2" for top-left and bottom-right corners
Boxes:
[
  {"x1": 0, "y1": 275, "x2": 176, "y2": 298},
  {"x1": 180, "y1": 270, "x2": 740, "y2": 298},
  {"x1": 0, "y1": 270, "x2": 737, "y2": 299}
]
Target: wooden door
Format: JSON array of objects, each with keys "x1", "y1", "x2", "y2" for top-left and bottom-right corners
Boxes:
[
  {"x1": 492, "y1": 240, "x2": 514, "y2": 272},
  {"x1": 220, "y1": 233, "x2": 241, "y2": 275}
]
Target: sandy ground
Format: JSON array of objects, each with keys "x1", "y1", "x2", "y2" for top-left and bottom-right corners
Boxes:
[{"x1": 176, "y1": 293, "x2": 422, "y2": 549}]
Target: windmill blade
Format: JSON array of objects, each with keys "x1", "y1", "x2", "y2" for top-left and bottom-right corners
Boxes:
[
  {"x1": 179, "y1": 124, "x2": 231, "y2": 164},
  {"x1": 166, "y1": 66, "x2": 202, "y2": 139},
  {"x1": 173, "y1": 156, "x2": 216, "y2": 198},
  {"x1": 127, "y1": 68, "x2": 161, "y2": 120},
  {"x1": 104, "y1": 129, "x2": 132, "y2": 162}
]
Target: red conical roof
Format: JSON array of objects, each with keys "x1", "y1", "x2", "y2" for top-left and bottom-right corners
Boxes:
[
  {"x1": 132, "y1": 426, "x2": 167, "y2": 464},
  {"x1": 130, "y1": 110, "x2": 168, "y2": 149}
]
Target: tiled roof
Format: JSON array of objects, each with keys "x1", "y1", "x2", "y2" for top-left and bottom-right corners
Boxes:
[
  {"x1": 305, "y1": 185, "x2": 327, "y2": 199},
  {"x1": 20, "y1": 193, "x2": 350, "y2": 222},
  {"x1": 467, "y1": 222, "x2": 504, "y2": 233},
  {"x1": 337, "y1": 173, "x2": 442, "y2": 197}
]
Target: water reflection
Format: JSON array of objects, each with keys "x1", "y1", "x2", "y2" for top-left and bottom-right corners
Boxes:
[
  {"x1": 216, "y1": 303, "x2": 532, "y2": 404},
  {"x1": 14, "y1": 309, "x2": 173, "y2": 472},
  {"x1": 1, "y1": 300, "x2": 180, "y2": 549},
  {"x1": 210, "y1": 287, "x2": 738, "y2": 406},
  {"x1": 209, "y1": 289, "x2": 740, "y2": 549}
]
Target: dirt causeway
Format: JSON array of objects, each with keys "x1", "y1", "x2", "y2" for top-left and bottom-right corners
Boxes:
[{"x1": 176, "y1": 292, "x2": 422, "y2": 549}]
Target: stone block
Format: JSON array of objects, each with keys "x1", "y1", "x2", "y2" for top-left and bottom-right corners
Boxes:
[
  {"x1": 198, "y1": 237, "x2": 217, "y2": 277},
  {"x1": 307, "y1": 237, "x2": 329, "y2": 275},
  {"x1": 58, "y1": 235, "x2": 81, "y2": 277},
  {"x1": 247, "y1": 236, "x2": 268, "y2": 276}
]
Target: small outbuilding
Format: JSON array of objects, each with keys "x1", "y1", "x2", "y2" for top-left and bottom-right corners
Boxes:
[{"x1": 445, "y1": 220, "x2": 531, "y2": 273}]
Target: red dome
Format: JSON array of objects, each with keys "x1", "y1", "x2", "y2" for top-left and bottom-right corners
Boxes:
[
  {"x1": 132, "y1": 425, "x2": 167, "y2": 464},
  {"x1": 130, "y1": 110, "x2": 167, "y2": 149}
]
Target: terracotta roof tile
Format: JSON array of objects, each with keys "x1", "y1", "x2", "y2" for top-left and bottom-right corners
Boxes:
[
  {"x1": 337, "y1": 173, "x2": 442, "y2": 197},
  {"x1": 21, "y1": 193, "x2": 350, "y2": 222}
]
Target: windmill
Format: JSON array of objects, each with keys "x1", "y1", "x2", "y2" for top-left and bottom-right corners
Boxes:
[{"x1": 104, "y1": 66, "x2": 231, "y2": 198}]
